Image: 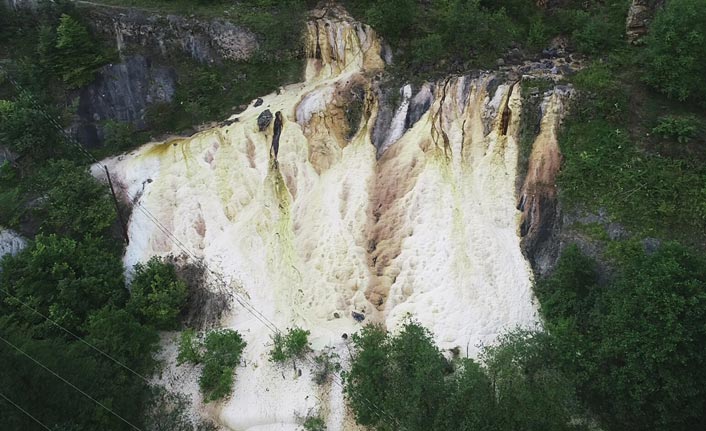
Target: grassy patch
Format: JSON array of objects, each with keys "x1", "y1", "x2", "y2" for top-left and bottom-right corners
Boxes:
[
  {"x1": 558, "y1": 56, "x2": 706, "y2": 245},
  {"x1": 175, "y1": 328, "x2": 246, "y2": 402},
  {"x1": 269, "y1": 327, "x2": 311, "y2": 364}
]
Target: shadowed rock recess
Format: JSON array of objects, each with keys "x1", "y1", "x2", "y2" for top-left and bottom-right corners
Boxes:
[{"x1": 95, "y1": 6, "x2": 570, "y2": 430}]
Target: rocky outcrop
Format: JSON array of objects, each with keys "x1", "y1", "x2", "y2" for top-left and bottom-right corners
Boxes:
[
  {"x1": 0, "y1": 228, "x2": 26, "y2": 260},
  {"x1": 66, "y1": 4, "x2": 263, "y2": 147},
  {"x1": 83, "y1": 5, "x2": 259, "y2": 64},
  {"x1": 518, "y1": 87, "x2": 572, "y2": 278},
  {"x1": 74, "y1": 55, "x2": 176, "y2": 147},
  {"x1": 626, "y1": 0, "x2": 661, "y2": 44}
]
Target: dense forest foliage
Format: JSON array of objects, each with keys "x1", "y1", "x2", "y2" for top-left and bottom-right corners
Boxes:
[{"x1": 1, "y1": 0, "x2": 705, "y2": 430}]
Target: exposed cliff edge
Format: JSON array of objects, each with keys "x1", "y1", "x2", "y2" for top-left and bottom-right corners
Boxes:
[
  {"x1": 93, "y1": 5, "x2": 572, "y2": 430},
  {"x1": 74, "y1": 55, "x2": 177, "y2": 146},
  {"x1": 54, "y1": 2, "x2": 261, "y2": 147},
  {"x1": 82, "y1": 5, "x2": 258, "y2": 63}
]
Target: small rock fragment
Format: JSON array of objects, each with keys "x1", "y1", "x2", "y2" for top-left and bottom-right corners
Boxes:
[
  {"x1": 351, "y1": 311, "x2": 365, "y2": 322},
  {"x1": 257, "y1": 109, "x2": 273, "y2": 131}
]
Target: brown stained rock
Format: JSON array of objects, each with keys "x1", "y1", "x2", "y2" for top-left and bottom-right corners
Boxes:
[
  {"x1": 626, "y1": 0, "x2": 656, "y2": 44},
  {"x1": 518, "y1": 89, "x2": 571, "y2": 277}
]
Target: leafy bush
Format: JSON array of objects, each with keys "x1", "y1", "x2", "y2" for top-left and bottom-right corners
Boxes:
[
  {"x1": 177, "y1": 328, "x2": 202, "y2": 365},
  {"x1": 31, "y1": 160, "x2": 116, "y2": 239},
  {"x1": 539, "y1": 242, "x2": 706, "y2": 430},
  {"x1": 269, "y1": 327, "x2": 311, "y2": 363},
  {"x1": 363, "y1": 0, "x2": 419, "y2": 44},
  {"x1": 52, "y1": 14, "x2": 107, "y2": 88},
  {"x1": 102, "y1": 120, "x2": 136, "y2": 152},
  {"x1": 199, "y1": 329, "x2": 247, "y2": 402},
  {"x1": 344, "y1": 322, "x2": 582, "y2": 431},
  {"x1": 347, "y1": 0, "x2": 516, "y2": 74},
  {"x1": 559, "y1": 59, "x2": 706, "y2": 238},
  {"x1": 643, "y1": 0, "x2": 706, "y2": 104},
  {"x1": 128, "y1": 256, "x2": 188, "y2": 330},
  {"x1": 85, "y1": 306, "x2": 160, "y2": 374},
  {"x1": 652, "y1": 115, "x2": 702, "y2": 143},
  {"x1": 302, "y1": 415, "x2": 326, "y2": 431},
  {"x1": 1, "y1": 234, "x2": 126, "y2": 336},
  {"x1": 0, "y1": 95, "x2": 68, "y2": 161},
  {"x1": 0, "y1": 162, "x2": 23, "y2": 227},
  {"x1": 535, "y1": 244, "x2": 601, "y2": 329}
]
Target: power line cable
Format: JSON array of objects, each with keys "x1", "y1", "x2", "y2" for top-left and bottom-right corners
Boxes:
[
  {"x1": 0, "y1": 286, "x2": 152, "y2": 385},
  {"x1": 0, "y1": 334, "x2": 143, "y2": 431},
  {"x1": 0, "y1": 391, "x2": 53, "y2": 431}
]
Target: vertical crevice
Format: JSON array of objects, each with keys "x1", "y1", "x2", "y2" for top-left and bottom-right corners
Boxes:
[
  {"x1": 500, "y1": 81, "x2": 517, "y2": 136},
  {"x1": 271, "y1": 111, "x2": 283, "y2": 160},
  {"x1": 431, "y1": 78, "x2": 452, "y2": 157}
]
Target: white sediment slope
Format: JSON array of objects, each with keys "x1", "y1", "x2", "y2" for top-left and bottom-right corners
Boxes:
[{"x1": 96, "y1": 7, "x2": 568, "y2": 430}]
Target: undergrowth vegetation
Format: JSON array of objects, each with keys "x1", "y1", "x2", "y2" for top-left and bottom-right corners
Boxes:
[
  {"x1": 345, "y1": 322, "x2": 583, "y2": 431},
  {"x1": 345, "y1": 0, "x2": 631, "y2": 80},
  {"x1": 177, "y1": 328, "x2": 247, "y2": 402},
  {"x1": 269, "y1": 327, "x2": 311, "y2": 364},
  {"x1": 536, "y1": 243, "x2": 706, "y2": 430},
  {"x1": 558, "y1": 54, "x2": 706, "y2": 241}
]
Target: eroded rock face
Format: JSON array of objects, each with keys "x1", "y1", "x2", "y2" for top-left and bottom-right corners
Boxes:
[
  {"x1": 85, "y1": 6, "x2": 258, "y2": 63},
  {"x1": 517, "y1": 87, "x2": 572, "y2": 277},
  {"x1": 626, "y1": 0, "x2": 659, "y2": 44},
  {"x1": 96, "y1": 6, "x2": 571, "y2": 430},
  {"x1": 75, "y1": 55, "x2": 176, "y2": 147}
]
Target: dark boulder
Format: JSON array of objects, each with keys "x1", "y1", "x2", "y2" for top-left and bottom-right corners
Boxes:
[{"x1": 257, "y1": 109, "x2": 273, "y2": 131}]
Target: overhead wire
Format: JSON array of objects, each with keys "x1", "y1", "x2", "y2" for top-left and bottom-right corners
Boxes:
[
  {"x1": 0, "y1": 391, "x2": 53, "y2": 431},
  {"x1": 0, "y1": 334, "x2": 143, "y2": 431}
]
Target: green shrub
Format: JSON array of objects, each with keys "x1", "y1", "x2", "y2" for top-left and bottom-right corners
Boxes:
[
  {"x1": 199, "y1": 364, "x2": 234, "y2": 402},
  {"x1": 570, "y1": 7, "x2": 626, "y2": 55},
  {"x1": 0, "y1": 234, "x2": 126, "y2": 336},
  {"x1": 540, "y1": 242, "x2": 706, "y2": 430},
  {"x1": 0, "y1": 162, "x2": 22, "y2": 227},
  {"x1": 269, "y1": 327, "x2": 311, "y2": 363},
  {"x1": 652, "y1": 115, "x2": 702, "y2": 143},
  {"x1": 570, "y1": 62, "x2": 628, "y2": 123},
  {"x1": 0, "y1": 95, "x2": 68, "y2": 161},
  {"x1": 643, "y1": 0, "x2": 706, "y2": 104},
  {"x1": 144, "y1": 387, "x2": 218, "y2": 431},
  {"x1": 128, "y1": 256, "x2": 188, "y2": 330},
  {"x1": 177, "y1": 328, "x2": 202, "y2": 365},
  {"x1": 527, "y1": 15, "x2": 550, "y2": 50},
  {"x1": 345, "y1": 322, "x2": 582, "y2": 431},
  {"x1": 31, "y1": 160, "x2": 116, "y2": 239},
  {"x1": 85, "y1": 306, "x2": 160, "y2": 374},
  {"x1": 411, "y1": 34, "x2": 444, "y2": 65},
  {"x1": 199, "y1": 329, "x2": 247, "y2": 402},
  {"x1": 303, "y1": 415, "x2": 326, "y2": 431},
  {"x1": 102, "y1": 120, "x2": 136, "y2": 152},
  {"x1": 535, "y1": 244, "x2": 601, "y2": 328},
  {"x1": 52, "y1": 14, "x2": 107, "y2": 89},
  {"x1": 312, "y1": 349, "x2": 341, "y2": 385},
  {"x1": 363, "y1": 0, "x2": 419, "y2": 43}
]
